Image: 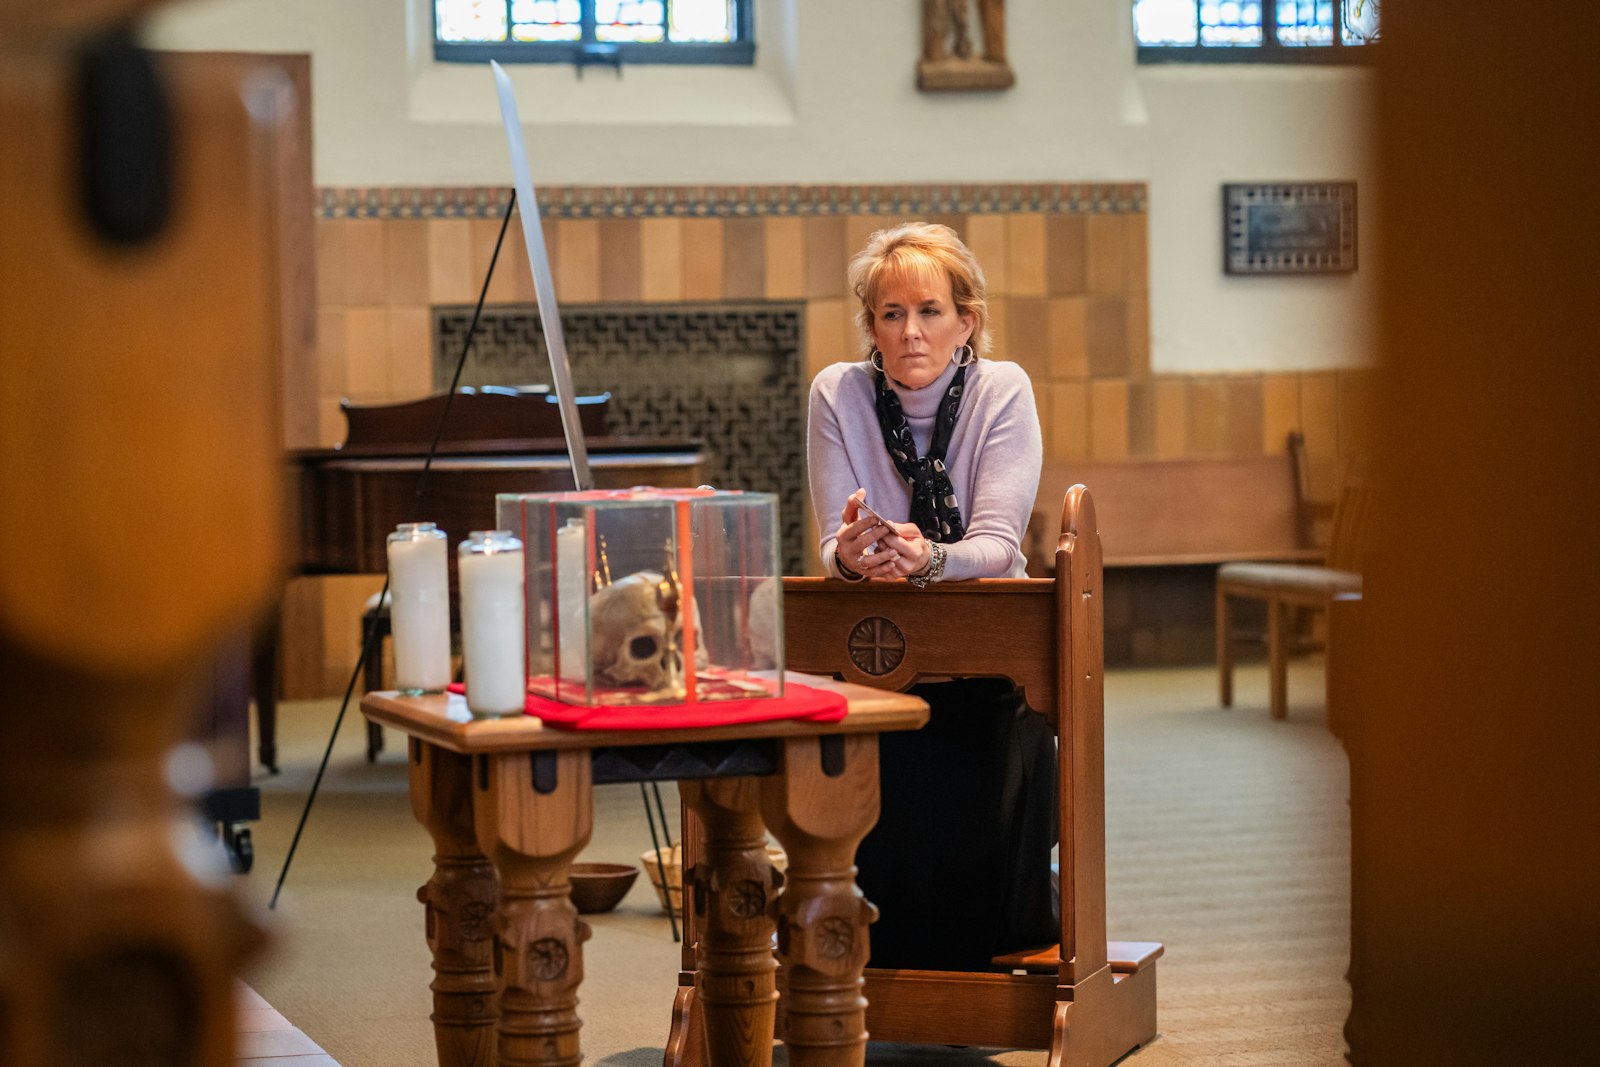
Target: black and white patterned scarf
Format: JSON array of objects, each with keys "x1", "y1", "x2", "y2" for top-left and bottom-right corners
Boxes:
[{"x1": 873, "y1": 365, "x2": 968, "y2": 543}]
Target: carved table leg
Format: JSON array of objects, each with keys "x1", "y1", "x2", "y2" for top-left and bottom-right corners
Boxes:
[
  {"x1": 679, "y1": 777, "x2": 781, "y2": 1067},
  {"x1": 475, "y1": 749, "x2": 594, "y2": 1067},
  {"x1": 760, "y1": 735, "x2": 881, "y2": 1067},
  {"x1": 408, "y1": 740, "x2": 498, "y2": 1067}
]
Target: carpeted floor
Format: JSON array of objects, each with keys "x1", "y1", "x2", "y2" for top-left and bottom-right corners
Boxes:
[{"x1": 235, "y1": 660, "x2": 1350, "y2": 1066}]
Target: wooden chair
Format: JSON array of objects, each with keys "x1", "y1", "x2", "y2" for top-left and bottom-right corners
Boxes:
[
  {"x1": 668, "y1": 486, "x2": 1161, "y2": 1064},
  {"x1": 1216, "y1": 456, "x2": 1371, "y2": 720}
]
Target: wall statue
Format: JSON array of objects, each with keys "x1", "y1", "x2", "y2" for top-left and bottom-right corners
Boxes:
[{"x1": 919, "y1": 0, "x2": 1014, "y2": 91}]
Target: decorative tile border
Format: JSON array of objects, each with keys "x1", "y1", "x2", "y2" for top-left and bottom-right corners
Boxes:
[{"x1": 317, "y1": 182, "x2": 1147, "y2": 220}]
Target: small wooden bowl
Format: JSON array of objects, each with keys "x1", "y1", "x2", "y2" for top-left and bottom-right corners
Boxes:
[{"x1": 569, "y1": 862, "x2": 640, "y2": 914}]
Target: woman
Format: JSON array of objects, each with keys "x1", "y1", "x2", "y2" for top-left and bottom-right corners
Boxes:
[{"x1": 806, "y1": 221, "x2": 1057, "y2": 971}]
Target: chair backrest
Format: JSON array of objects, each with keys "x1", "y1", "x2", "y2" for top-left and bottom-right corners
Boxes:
[
  {"x1": 1287, "y1": 430, "x2": 1317, "y2": 548},
  {"x1": 1325, "y1": 454, "x2": 1373, "y2": 574},
  {"x1": 780, "y1": 485, "x2": 1109, "y2": 985}
]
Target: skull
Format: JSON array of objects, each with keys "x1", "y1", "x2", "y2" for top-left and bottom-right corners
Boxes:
[{"x1": 590, "y1": 571, "x2": 708, "y2": 694}]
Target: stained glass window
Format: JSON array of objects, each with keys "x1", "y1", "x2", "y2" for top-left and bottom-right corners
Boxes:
[
  {"x1": 1342, "y1": 0, "x2": 1380, "y2": 45},
  {"x1": 1276, "y1": 2, "x2": 1334, "y2": 47},
  {"x1": 511, "y1": 1, "x2": 582, "y2": 42},
  {"x1": 1202, "y1": 3, "x2": 1265, "y2": 47},
  {"x1": 434, "y1": 0, "x2": 751, "y2": 64},
  {"x1": 436, "y1": 0, "x2": 510, "y2": 42},
  {"x1": 1134, "y1": 0, "x2": 1379, "y2": 61}
]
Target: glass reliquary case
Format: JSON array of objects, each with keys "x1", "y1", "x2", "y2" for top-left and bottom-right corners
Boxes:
[{"x1": 496, "y1": 488, "x2": 783, "y2": 706}]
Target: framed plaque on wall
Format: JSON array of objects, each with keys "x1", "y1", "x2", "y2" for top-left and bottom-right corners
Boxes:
[{"x1": 1223, "y1": 182, "x2": 1357, "y2": 275}]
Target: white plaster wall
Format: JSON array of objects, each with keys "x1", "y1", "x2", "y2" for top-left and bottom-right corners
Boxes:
[
  {"x1": 147, "y1": 0, "x2": 1376, "y2": 374},
  {"x1": 1141, "y1": 67, "x2": 1378, "y2": 373}
]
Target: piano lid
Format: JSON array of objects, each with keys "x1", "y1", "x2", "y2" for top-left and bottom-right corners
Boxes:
[{"x1": 334, "y1": 387, "x2": 609, "y2": 455}]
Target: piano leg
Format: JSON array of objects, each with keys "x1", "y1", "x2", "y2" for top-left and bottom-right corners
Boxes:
[
  {"x1": 361, "y1": 604, "x2": 389, "y2": 761},
  {"x1": 252, "y1": 629, "x2": 279, "y2": 774}
]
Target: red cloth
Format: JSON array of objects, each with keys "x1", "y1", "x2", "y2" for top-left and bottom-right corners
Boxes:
[{"x1": 445, "y1": 680, "x2": 847, "y2": 731}]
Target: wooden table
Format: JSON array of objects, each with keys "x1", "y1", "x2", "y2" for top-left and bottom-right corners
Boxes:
[{"x1": 361, "y1": 676, "x2": 928, "y2": 1067}]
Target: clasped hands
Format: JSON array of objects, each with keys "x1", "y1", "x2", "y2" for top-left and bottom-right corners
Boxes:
[{"x1": 835, "y1": 489, "x2": 932, "y2": 580}]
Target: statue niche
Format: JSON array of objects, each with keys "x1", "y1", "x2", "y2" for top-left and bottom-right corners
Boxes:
[{"x1": 919, "y1": 0, "x2": 1014, "y2": 92}]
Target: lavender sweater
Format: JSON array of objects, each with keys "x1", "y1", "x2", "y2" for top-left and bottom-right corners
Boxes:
[{"x1": 807, "y1": 357, "x2": 1043, "y2": 581}]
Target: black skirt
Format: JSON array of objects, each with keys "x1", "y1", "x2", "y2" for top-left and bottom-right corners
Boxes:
[{"x1": 853, "y1": 677, "x2": 1060, "y2": 972}]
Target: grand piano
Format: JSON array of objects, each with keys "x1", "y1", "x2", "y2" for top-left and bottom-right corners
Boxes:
[
  {"x1": 260, "y1": 387, "x2": 707, "y2": 769},
  {"x1": 296, "y1": 387, "x2": 706, "y2": 572}
]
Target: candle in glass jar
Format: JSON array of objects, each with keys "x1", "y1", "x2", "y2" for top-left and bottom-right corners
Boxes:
[
  {"x1": 458, "y1": 530, "x2": 527, "y2": 717},
  {"x1": 555, "y1": 518, "x2": 590, "y2": 689},
  {"x1": 386, "y1": 523, "x2": 451, "y2": 694}
]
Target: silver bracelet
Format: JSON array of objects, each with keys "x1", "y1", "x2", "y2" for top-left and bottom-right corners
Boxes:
[{"x1": 906, "y1": 542, "x2": 946, "y2": 588}]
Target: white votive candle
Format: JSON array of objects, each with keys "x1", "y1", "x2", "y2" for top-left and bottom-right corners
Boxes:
[
  {"x1": 386, "y1": 523, "x2": 451, "y2": 694},
  {"x1": 555, "y1": 518, "x2": 590, "y2": 688},
  {"x1": 458, "y1": 530, "x2": 527, "y2": 718}
]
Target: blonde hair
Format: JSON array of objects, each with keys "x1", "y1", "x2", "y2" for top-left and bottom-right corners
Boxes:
[{"x1": 847, "y1": 221, "x2": 990, "y2": 359}]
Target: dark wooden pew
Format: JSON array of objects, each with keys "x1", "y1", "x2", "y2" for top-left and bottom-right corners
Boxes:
[{"x1": 1022, "y1": 433, "x2": 1325, "y2": 666}]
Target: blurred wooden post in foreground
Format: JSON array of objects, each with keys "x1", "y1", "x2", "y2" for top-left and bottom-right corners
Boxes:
[
  {"x1": 1349, "y1": 2, "x2": 1600, "y2": 1064},
  {"x1": 0, "y1": 4, "x2": 289, "y2": 1063}
]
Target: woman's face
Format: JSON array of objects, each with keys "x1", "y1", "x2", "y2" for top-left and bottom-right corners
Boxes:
[{"x1": 870, "y1": 272, "x2": 975, "y2": 390}]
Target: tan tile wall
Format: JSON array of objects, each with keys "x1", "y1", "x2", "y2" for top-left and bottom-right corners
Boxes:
[
  {"x1": 290, "y1": 188, "x2": 1373, "y2": 697},
  {"x1": 313, "y1": 208, "x2": 1370, "y2": 463}
]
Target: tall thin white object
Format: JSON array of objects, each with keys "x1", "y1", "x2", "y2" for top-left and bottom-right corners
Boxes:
[
  {"x1": 555, "y1": 518, "x2": 590, "y2": 687},
  {"x1": 490, "y1": 60, "x2": 594, "y2": 490},
  {"x1": 458, "y1": 531, "x2": 527, "y2": 717},
  {"x1": 386, "y1": 523, "x2": 452, "y2": 694}
]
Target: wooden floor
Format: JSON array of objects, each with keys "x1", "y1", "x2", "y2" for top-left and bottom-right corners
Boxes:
[{"x1": 237, "y1": 981, "x2": 342, "y2": 1066}]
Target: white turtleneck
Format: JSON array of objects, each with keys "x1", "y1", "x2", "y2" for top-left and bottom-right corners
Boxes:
[{"x1": 806, "y1": 356, "x2": 1043, "y2": 581}]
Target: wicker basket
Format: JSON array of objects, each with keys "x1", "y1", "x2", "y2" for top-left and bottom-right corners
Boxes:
[
  {"x1": 640, "y1": 844, "x2": 788, "y2": 915},
  {"x1": 640, "y1": 845, "x2": 683, "y2": 914}
]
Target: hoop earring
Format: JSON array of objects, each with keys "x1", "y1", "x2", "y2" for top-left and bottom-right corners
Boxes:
[
  {"x1": 953, "y1": 343, "x2": 976, "y2": 367},
  {"x1": 870, "y1": 349, "x2": 885, "y2": 372}
]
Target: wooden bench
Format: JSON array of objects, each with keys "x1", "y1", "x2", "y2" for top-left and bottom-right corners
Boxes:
[
  {"x1": 1021, "y1": 433, "x2": 1325, "y2": 665},
  {"x1": 668, "y1": 486, "x2": 1160, "y2": 1065}
]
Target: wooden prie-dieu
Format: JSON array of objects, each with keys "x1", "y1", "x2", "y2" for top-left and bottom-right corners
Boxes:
[{"x1": 669, "y1": 486, "x2": 1162, "y2": 1066}]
